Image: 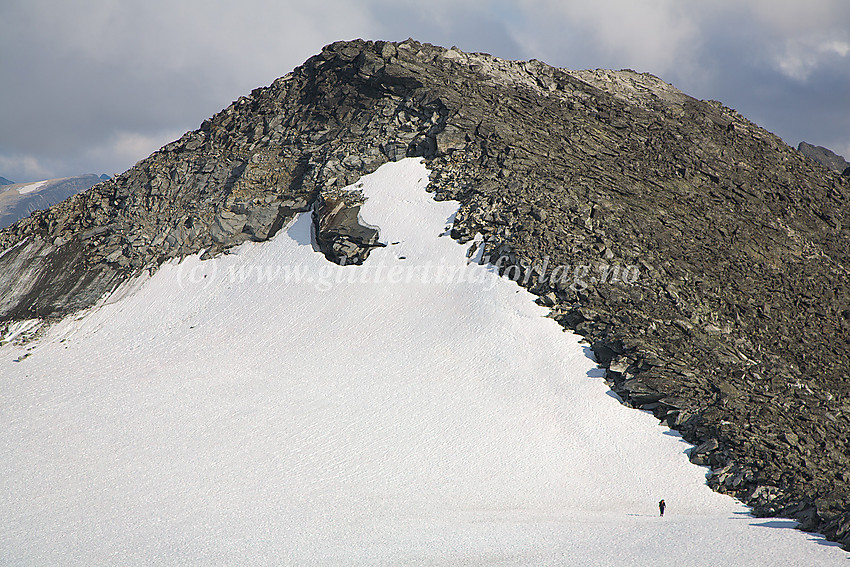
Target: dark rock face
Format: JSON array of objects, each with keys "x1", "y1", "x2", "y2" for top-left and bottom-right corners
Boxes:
[
  {"x1": 313, "y1": 194, "x2": 383, "y2": 265},
  {"x1": 0, "y1": 39, "x2": 848, "y2": 549},
  {"x1": 0, "y1": 176, "x2": 13, "y2": 185},
  {"x1": 799, "y1": 141, "x2": 850, "y2": 172}
]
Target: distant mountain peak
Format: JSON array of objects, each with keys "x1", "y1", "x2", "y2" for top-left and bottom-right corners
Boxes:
[
  {"x1": 0, "y1": 174, "x2": 102, "y2": 230},
  {"x1": 798, "y1": 141, "x2": 850, "y2": 172},
  {"x1": 0, "y1": 176, "x2": 14, "y2": 186}
]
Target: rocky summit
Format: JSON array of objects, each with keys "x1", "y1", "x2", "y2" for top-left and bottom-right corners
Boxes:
[
  {"x1": 0, "y1": 39, "x2": 848, "y2": 549},
  {"x1": 798, "y1": 142, "x2": 850, "y2": 174}
]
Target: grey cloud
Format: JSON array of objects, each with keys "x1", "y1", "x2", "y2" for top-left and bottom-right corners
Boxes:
[
  {"x1": 1, "y1": 0, "x2": 848, "y2": 183},
  {"x1": 0, "y1": 0, "x2": 378, "y2": 181},
  {"x1": 503, "y1": 0, "x2": 850, "y2": 158},
  {"x1": 368, "y1": 1, "x2": 526, "y2": 59}
]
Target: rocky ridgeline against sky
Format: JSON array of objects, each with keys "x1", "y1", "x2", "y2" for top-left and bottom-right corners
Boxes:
[
  {"x1": 798, "y1": 141, "x2": 850, "y2": 175},
  {"x1": 0, "y1": 39, "x2": 848, "y2": 549}
]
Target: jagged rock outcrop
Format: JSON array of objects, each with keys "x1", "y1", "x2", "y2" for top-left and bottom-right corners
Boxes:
[
  {"x1": 313, "y1": 193, "x2": 383, "y2": 265},
  {"x1": 799, "y1": 141, "x2": 850, "y2": 173},
  {"x1": 0, "y1": 39, "x2": 848, "y2": 549}
]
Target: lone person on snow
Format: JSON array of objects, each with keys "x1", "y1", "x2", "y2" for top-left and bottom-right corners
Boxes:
[{"x1": 659, "y1": 499, "x2": 666, "y2": 517}]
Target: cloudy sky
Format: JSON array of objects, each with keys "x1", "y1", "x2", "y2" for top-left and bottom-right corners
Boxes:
[{"x1": 1, "y1": 0, "x2": 848, "y2": 182}]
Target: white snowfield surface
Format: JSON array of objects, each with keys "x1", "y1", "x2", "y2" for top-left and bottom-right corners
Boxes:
[
  {"x1": 13, "y1": 180, "x2": 48, "y2": 195},
  {"x1": 1, "y1": 158, "x2": 846, "y2": 566}
]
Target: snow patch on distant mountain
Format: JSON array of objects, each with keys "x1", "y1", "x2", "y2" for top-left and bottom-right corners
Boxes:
[
  {"x1": 15, "y1": 180, "x2": 49, "y2": 195},
  {"x1": 0, "y1": 174, "x2": 102, "y2": 229},
  {"x1": 0, "y1": 159, "x2": 845, "y2": 565}
]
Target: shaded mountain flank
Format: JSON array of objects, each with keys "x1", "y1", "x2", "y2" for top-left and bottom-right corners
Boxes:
[{"x1": 0, "y1": 39, "x2": 848, "y2": 549}]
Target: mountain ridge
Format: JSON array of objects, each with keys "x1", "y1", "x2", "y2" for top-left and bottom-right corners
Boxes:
[
  {"x1": 0, "y1": 174, "x2": 104, "y2": 230},
  {"x1": 798, "y1": 141, "x2": 850, "y2": 173},
  {"x1": 1, "y1": 39, "x2": 848, "y2": 549}
]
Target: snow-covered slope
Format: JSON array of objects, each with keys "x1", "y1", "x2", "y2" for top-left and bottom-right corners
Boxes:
[{"x1": 0, "y1": 159, "x2": 845, "y2": 565}]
